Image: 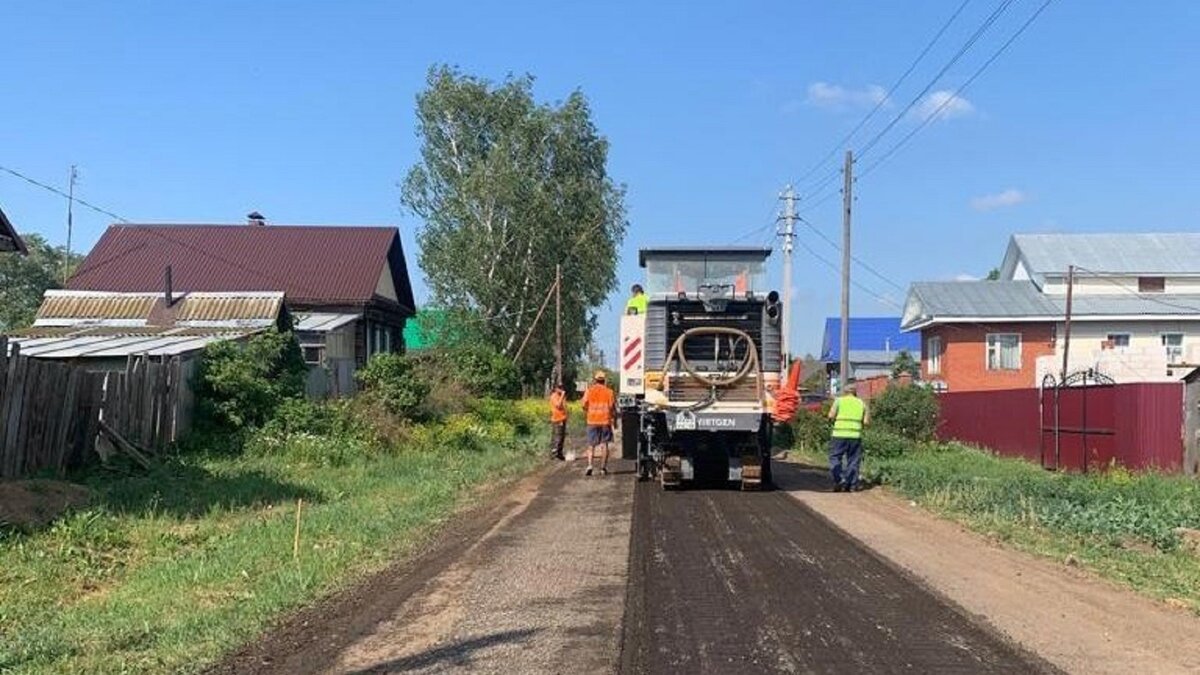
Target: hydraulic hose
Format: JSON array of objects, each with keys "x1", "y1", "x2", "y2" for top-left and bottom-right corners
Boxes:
[{"x1": 658, "y1": 326, "x2": 762, "y2": 407}]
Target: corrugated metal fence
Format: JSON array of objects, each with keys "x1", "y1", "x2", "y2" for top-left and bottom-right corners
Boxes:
[
  {"x1": 0, "y1": 338, "x2": 196, "y2": 478},
  {"x1": 938, "y1": 383, "x2": 1185, "y2": 473}
]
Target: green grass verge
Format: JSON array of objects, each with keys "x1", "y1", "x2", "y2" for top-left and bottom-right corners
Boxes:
[
  {"x1": 789, "y1": 431, "x2": 1200, "y2": 614},
  {"x1": 0, "y1": 406, "x2": 546, "y2": 674}
]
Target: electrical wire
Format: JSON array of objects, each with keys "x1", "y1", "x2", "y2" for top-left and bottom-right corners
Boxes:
[
  {"x1": 0, "y1": 164, "x2": 130, "y2": 223},
  {"x1": 793, "y1": 0, "x2": 976, "y2": 187},
  {"x1": 797, "y1": 216, "x2": 905, "y2": 290},
  {"x1": 859, "y1": 0, "x2": 1055, "y2": 180},
  {"x1": 856, "y1": 0, "x2": 1018, "y2": 160}
]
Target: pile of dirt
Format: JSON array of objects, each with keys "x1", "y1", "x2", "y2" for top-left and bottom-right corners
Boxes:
[{"x1": 0, "y1": 480, "x2": 92, "y2": 530}]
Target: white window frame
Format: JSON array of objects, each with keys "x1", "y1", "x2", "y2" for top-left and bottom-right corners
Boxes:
[
  {"x1": 1161, "y1": 332, "x2": 1184, "y2": 363},
  {"x1": 1106, "y1": 332, "x2": 1132, "y2": 350},
  {"x1": 926, "y1": 336, "x2": 942, "y2": 375},
  {"x1": 985, "y1": 333, "x2": 1021, "y2": 371}
]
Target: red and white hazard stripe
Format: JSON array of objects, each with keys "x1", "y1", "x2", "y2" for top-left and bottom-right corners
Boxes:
[{"x1": 623, "y1": 336, "x2": 643, "y2": 371}]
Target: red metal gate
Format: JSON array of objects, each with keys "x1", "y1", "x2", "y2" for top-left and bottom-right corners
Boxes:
[{"x1": 1039, "y1": 370, "x2": 1116, "y2": 472}]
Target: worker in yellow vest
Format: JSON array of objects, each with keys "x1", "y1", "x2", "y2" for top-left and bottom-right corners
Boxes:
[
  {"x1": 827, "y1": 381, "x2": 869, "y2": 492},
  {"x1": 625, "y1": 284, "x2": 648, "y2": 315}
]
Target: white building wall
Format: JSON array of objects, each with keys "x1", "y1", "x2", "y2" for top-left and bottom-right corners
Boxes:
[
  {"x1": 1036, "y1": 319, "x2": 1200, "y2": 383},
  {"x1": 1041, "y1": 275, "x2": 1200, "y2": 295}
]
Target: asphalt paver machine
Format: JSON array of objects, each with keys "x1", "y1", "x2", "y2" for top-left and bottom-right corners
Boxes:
[{"x1": 618, "y1": 247, "x2": 782, "y2": 489}]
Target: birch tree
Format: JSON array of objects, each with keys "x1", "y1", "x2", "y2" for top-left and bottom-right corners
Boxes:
[{"x1": 403, "y1": 66, "x2": 627, "y2": 384}]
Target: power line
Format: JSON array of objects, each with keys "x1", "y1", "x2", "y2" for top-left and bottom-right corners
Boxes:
[
  {"x1": 793, "y1": 0, "x2": 976, "y2": 186},
  {"x1": 855, "y1": 0, "x2": 1018, "y2": 160},
  {"x1": 797, "y1": 216, "x2": 905, "y2": 291},
  {"x1": 793, "y1": 233, "x2": 902, "y2": 309},
  {"x1": 0, "y1": 164, "x2": 130, "y2": 223},
  {"x1": 1070, "y1": 266, "x2": 1200, "y2": 314},
  {"x1": 858, "y1": 0, "x2": 1055, "y2": 180}
]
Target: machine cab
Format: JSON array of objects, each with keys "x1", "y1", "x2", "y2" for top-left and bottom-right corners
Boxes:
[{"x1": 620, "y1": 247, "x2": 780, "y2": 399}]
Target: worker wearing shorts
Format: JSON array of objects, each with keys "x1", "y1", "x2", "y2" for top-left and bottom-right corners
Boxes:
[{"x1": 581, "y1": 371, "x2": 617, "y2": 476}]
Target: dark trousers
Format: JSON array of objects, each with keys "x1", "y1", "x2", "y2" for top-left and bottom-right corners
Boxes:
[
  {"x1": 829, "y1": 437, "x2": 863, "y2": 487},
  {"x1": 550, "y1": 422, "x2": 566, "y2": 457}
]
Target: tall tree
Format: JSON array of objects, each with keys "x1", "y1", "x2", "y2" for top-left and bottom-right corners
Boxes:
[
  {"x1": 0, "y1": 234, "x2": 81, "y2": 330},
  {"x1": 402, "y1": 66, "x2": 627, "y2": 383}
]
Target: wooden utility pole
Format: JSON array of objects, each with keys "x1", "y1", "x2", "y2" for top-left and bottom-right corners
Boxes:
[
  {"x1": 1060, "y1": 264, "x2": 1075, "y2": 382},
  {"x1": 513, "y1": 277, "x2": 559, "y2": 363},
  {"x1": 780, "y1": 185, "x2": 795, "y2": 375},
  {"x1": 554, "y1": 264, "x2": 563, "y2": 387},
  {"x1": 839, "y1": 151, "x2": 853, "y2": 392},
  {"x1": 63, "y1": 165, "x2": 78, "y2": 283}
]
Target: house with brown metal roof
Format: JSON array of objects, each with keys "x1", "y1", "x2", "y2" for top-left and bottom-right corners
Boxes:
[
  {"x1": 0, "y1": 206, "x2": 28, "y2": 255},
  {"x1": 7, "y1": 290, "x2": 289, "y2": 370},
  {"x1": 66, "y1": 219, "x2": 416, "y2": 388}
]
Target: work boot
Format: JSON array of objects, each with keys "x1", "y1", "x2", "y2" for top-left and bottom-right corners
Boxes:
[
  {"x1": 585, "y1": 466, "x2": 593, "y2": 476},
  {"x1": 600, "y1": 467, "x2": 608, "y2": 476}
]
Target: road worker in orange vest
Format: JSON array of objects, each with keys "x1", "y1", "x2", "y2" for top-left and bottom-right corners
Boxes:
[
  {"x1": 548, "y1": 384, "x2": 568, "y2": 461},
  {"x1": 580, "y1": 370, "x2": 617, "y2": 476}
]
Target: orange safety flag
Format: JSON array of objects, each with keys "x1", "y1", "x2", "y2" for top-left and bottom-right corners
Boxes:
[
  {"x1": 772, "y1": 359, "x2": 803, "y2": 423},
  {"x1": 581, "y1": 384, "x2": 615, "y2": 426},
  {"x1": 549, "y1": 390, "x2": 568, "y2": 423}
]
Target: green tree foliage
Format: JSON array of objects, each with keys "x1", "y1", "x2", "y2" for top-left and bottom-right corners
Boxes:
[
  {"x1": 402, "y1": 65, "x2": 628, "y2": 385},
  {"x1": 891, "y1": 350, "x2": 920, "y2": 379},
  {"x1": 355, "y1": 353, "x2": 431, "y2": 419},
  {"x1": 986, "y1": 268, "x2": 1001, "y2": 280},
  {"x1": 798, "y1": 353, "x2": 828, "y2": 393},
  {"x1": 0, "y1": 233, "x2": 82, "y2": 330},
  {"x1": 870, "y1": 384, "x2": 940, "y2": 441},
  {"x1": 195, "y1": 330, "x2": 308, "y2": 430}
]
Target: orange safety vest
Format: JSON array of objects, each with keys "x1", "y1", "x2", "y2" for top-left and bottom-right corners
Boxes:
[
  {"x1": 581, "y1": 384, "x2": 615, "y2": 426},
  {"x1": 549, "y1": 390, "x2": 567, "y2": 423}
]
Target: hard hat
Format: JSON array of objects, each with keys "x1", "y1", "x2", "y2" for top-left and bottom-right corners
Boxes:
[{"x1": 594, "y1": 370, "x2": 607, "y2": 381}]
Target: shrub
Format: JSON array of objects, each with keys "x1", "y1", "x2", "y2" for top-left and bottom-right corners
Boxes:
[
  {"x1": 194, "y1": 330, "x2": 307, "y2": 431},
  {"x1": 356, "y1": 353, "x2": 430, "y2": 419},
  {"x1": 862, "y1": 427, "x2": 919, "y2": 459},
  {"x1": 870, "y1": 384, "x2": 939, "y2": 441},
  {"x1": 791, "y1": 409, "x2": 832, "y2": 452}
]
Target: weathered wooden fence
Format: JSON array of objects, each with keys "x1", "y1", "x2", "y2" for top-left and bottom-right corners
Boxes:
[{"x1": 0, "y1": 338, "x2": 197, "y2": 478}]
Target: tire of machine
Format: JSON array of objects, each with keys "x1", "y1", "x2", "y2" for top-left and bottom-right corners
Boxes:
[{"x1": 620, "y1": 410, "x2": 640, "y2": 460}]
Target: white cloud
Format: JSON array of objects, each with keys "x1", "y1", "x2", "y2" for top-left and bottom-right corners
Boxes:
[
  {"x1": 953, "y1": 273, "x2": 979, "y2": 282},
  {"x1": 970, "y1": 188, "x2": 1028, "y2": 211},
  {"x1": 802, "y1": 82, "x2": 889, "y2": 111},
  {"x1": 911, "y1": 90, "x2": 975, "y2": 121}
]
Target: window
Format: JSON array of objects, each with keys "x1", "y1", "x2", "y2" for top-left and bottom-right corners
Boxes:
[
  {"x1": 1162, "y1": 333, "x2": 1184, "y2": 363},
  {"x1": 1106, "y1": 333, "x2": 1131, "y2": 350},
  {"x1": 985, "y1": 333, "x2": 1021, "y2": 370},
  {"x1": 926, "y1": 336, "x2": 942, "y2": 375},
  {"x1": 302, "y1": 345, "x2": 324, "y2": 366},
  {"x1": 1138, "y1": 276, "x2": 1165, "y2": 293}
]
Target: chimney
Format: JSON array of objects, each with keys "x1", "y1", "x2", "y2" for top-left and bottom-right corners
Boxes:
[
  {"x1": 164, "y1": 265, "x2": 174, "y2": 307},
  {"x1": 247, "y1": 211, "x2": 266, "y2": 226}
]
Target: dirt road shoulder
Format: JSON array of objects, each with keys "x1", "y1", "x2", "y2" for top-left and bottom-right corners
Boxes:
[{"x1": 775, "y1": 460, "x2": 1200, "y2": 675}]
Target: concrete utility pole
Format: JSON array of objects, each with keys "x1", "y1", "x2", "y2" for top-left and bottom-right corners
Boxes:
[
  {"x1": 780, "y1": 185, "x2": 796, "y2": 375},
  {"x1": 839, "y1": 151, "x2": 853, "y2": 392},
  {"x1": 63, "y1": 165, "x2": 78, "y2": 283},
  {"x1": 1060, "y1": 264, "x2": 1075, "y2": 382},
  {"x1": 554, "y1": 263, "x2": 563, "y2": 388}
]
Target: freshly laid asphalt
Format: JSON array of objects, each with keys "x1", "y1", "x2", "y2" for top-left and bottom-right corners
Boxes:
[
  {"x1": 214, "y1": 460, "x2": 1057, "y2": 675},
  {"x1": 618, "y1": 472, "x2": 1058, "y2": 674}
]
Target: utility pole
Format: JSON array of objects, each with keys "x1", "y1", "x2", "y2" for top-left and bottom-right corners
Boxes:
[
  {"x1": 1060, "y1": 264, "x2": 1075, "y2": 382},
  {"x1": 554, "y1": 263, "x2": 563, "y2": 388},
  {"x1": 780, "y1": 185, "x2": 796, "y2": 375},
  {"x1": 64, "y1": 165, "x2": 78, "y2": 283},
  {"x1": 839, "y1": 150, "x2": 853, "y2": 392}
]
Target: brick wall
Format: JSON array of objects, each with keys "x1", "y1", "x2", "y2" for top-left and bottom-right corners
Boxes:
[{"x1": 922, "y1": 322, "x2": 1055, "y2": 392}]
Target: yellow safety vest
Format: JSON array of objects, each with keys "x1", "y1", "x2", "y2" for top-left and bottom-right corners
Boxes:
[
  {"x1": 626, "y1": 294, "x2": 648, "y2": 315},
  {"x1": 831, "y1": 395, "x2": 865, "y2": 439}
]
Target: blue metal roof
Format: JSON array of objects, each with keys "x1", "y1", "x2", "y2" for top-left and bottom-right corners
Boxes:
[{"x1": 820, "y1": 317, "x2": 920, "y2": 362}]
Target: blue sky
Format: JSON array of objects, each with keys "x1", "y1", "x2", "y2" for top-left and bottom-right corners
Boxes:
[{"x1": 3, "y1": 1, "x2": 1198, "y2": 358}]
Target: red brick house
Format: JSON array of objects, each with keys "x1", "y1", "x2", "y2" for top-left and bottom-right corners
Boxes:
[
  {"x1": 67, "y1": 221, "x2": 415, "y2": 387},
  {"x1": 903, "y1": 234, "x2": 1200, "y2": 392}
]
